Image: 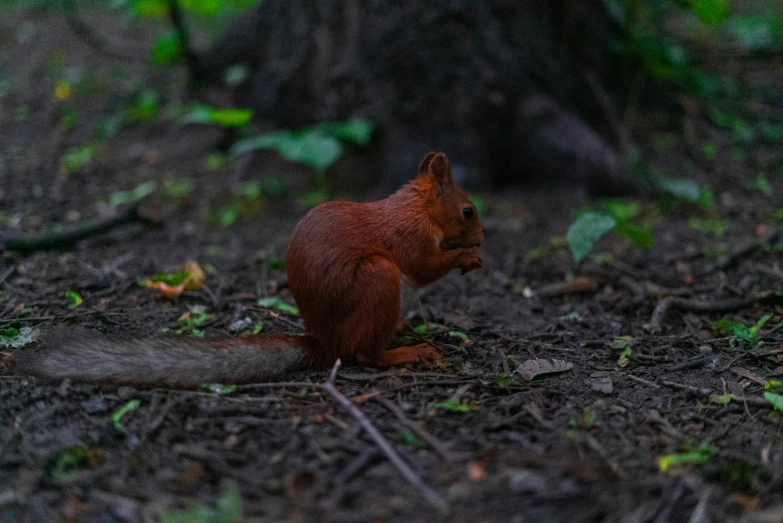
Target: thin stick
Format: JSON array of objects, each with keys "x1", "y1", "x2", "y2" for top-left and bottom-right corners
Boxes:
[
  {"x1": 648, "y1": 295, "x2": 774, "y2": 333},
  {"x1": 321, "y1": 363, "x2": 448, "y2": 511},
  {"x1": 374, "y1": 395, "x2": 454, "y2": 462},
  {"x1": 236, "y1": 362, "x2": 449, "y2": 510},
  {"x1": 627, "y1": 374, "x2": 661, "y2": 389},
  {"x1": 0, "y1": 206, "x2": 159, "y2": 253}
]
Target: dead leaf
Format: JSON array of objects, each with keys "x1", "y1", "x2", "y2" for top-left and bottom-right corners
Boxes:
[
  {"x1": 143, "y1": 280, "x2": 186, "y2": 299},
  {"x1": 183, "y1": 260, "x2": 206, "y2": 291},
  {"x1": 730, "y1": 367, "x2": 766, "y2": 386},
  {"x1": 588, "y1": 374, "x2": 613, "y2": 394},
  {"x1": 140, "y1": 260, "x2": 206, "y2": 300},
  {"x1": 774, "y1": 366, "x2": 783, "y2": 375},
  {"x1": 516, "y1": 358, "x2": 573, "y2": 381},
  {"x1": 468, "y1": 461, "x2": 486, "y2": 481}
]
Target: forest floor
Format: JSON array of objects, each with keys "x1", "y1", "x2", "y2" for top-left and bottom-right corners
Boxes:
[{"x1": 2, "y1": 10, "x2": 783, "y2": 523}]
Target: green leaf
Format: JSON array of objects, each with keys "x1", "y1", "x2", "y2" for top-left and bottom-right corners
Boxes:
[
  {"x1": 447, "y1": 331, "x2": 469, "y2": 342},
  {"x1": 108, "y1": 181, "x2": 157, "y2": 206},
  {"x1": 230, "y1": 130, "x2": 342, "y2": 171},
  {"x1": 218, "y1": 203, "x2": 241, "y2": 228},
  {"x1": 65, "y1": 291, "x2": 82, "y2": 309},
  {"x1": 435, "y1": 400, "x2": 478, "y2": 413},
  {"x1": 566, "y1": 212, "x2": 617, "y2": 263},
  {"x1": 691, "y1": 0, "x2": 730, "y2": 27},
  {"x1": 180, "y1": 104, "x2": 253, "y2": 128},
  {"x1": 49, "y1": 445, "x2": 89, "y2": 481},
  {"x1": 127, "y1": 90, "x2": 159, "y2": 122},
  {"x1": 604, "y1": 199, "x2": 640, "y2": 222},
  {"x1": 658, "y1": 443, "x2": 714, "y2": 472},
  {"x1": 727, "y1": 15, "x2": 783, "y2": 51},
  {"x1": 164, "y1": 179, "x2": 191, "y2": 198},
  {"x1": 713, "y1": 314, "x2": 770, "y2": 347},
  {"x1": 151, "y1": 31, "x2": 181, "y2": 65},
  {"x1": 201, "y1": 384, "x2": 237, "y2": 395},
  {"x1": 688, "y1": 217, "x2": 727, "y2": 237},
  {"x1": 401, "y1": 427, "x2": 426, "y2": 448},
  {"x1": 657, "y1": 177, "x2": 700, "y2": 202},
  {"x1": 492, "y1": 374, "x2": 511, "y2": 388},
  {"x1": 709, "y1": 393, "x2": 736, "y2": 405},
  {"x1": 754, "y1": 173, "x2": 772, "y2": 196},
  {"x1": 315, "y1": 119, "x2": 374, "y2": 145},
  {"x1": 131, "y1": 0, "x2": 168, "y2": 18},
  {"x1": 0, "y1": 327, "x2": 38, "y2": 349},
  {"x1": 161, "y1": 483, "x2": 243, "y2": 523},
  {"x1": 613, "y1": 221, "x2": 653, "y2": 247},
  {"x1": 764, "y1": 380, "x2": 783, "y2": 393},
  {"x1": 62, "y1": 146, "x2": 94, "y2": 174},
  {"x1": 413, "y1": 322, "x2": 442, "y2": 334},
  {"x1": 764, "y1": 392, "x2": 783, "y2": 411},
  {"x1": 257, "y1": 297, "x2": 299, "y2": 315},
  {"x1": 113, "y1": 399, "x2": 141, "y2": 431}
]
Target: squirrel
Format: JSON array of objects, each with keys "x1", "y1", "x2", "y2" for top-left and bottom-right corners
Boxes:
[{"x1": 14, "y1": 152, "x2": 484, "y2": 387}]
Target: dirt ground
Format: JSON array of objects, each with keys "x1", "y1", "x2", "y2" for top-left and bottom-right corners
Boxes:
[{"x1": 2, "y1": 10, "x2": 783, "y2": 523}]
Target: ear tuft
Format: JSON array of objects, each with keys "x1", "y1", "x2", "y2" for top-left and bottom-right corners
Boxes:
[
  {"x1": 418, "y1": 152, "x2": 438, "y2": 176},
  {"x1": 418, "y1": 152, "x2": 452, "y2": 186}
]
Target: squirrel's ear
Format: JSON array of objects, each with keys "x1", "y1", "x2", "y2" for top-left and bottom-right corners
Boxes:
[{"x1": 418, "y1": 152, "x2": 452, "y2": 190}]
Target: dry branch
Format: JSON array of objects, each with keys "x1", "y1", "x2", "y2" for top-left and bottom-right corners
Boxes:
[{"x1": 0, "y1": 206, "x2": 159, "y2": 253}]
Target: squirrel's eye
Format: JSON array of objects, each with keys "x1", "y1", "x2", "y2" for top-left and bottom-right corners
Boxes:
[{"x1": 462, "y1": 207, "x2": 474, "y2": 219}]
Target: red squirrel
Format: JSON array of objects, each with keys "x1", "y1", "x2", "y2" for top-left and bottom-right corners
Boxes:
[{"x1": 15, "y1": 152, "x2": 483, "y2": 386}]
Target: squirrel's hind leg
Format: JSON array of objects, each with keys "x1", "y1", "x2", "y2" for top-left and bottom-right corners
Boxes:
[{"x1": 359, "y1": 343, "x2": 443, "y2": 368}]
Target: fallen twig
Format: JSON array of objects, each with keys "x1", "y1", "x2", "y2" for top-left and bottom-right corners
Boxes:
[
  {"x1": 0, "y1": 206, "x2": 160, "y2": 253},
  {"x1": 648, "y1": 293, "x2": 781, "y2": 333},
  {"x1": 626, "y1": 374, "x2": 661, "y2": 389},
  {"x1": 712, "y1": 230, "x2": 780, "y2": 272},
  {"x1": 236, "y1": 361, "x2": 449, "y2": 510},
  {"x1": 536, "y1": 276, "x2": 602, "y2": 298},
  {"x1": 374, "y1": 395, "x2": 455, "y2": 462},
  {"x1": 665, "y1": 355, "x2": 716, "y2": 372},
  {"x1": 661, "y1": 380, "x2": 712, "y2": 397}
]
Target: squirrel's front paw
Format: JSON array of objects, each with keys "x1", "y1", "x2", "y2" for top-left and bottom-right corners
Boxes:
[{"x1": 457, "y1": 248, "x2": 482, "y2": 274}]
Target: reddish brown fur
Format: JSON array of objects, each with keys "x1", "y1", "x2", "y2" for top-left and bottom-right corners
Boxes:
[
  {"x1": 15, "y1": 152, "x2": 483, "y2": 385},
  {"x1": 287, "y1": 151, "x2": 483, "y2": 369}
]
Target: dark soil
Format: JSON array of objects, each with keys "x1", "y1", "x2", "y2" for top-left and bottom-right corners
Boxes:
[{"x1": 2, "y1": 10, "x2": 783, "y2": 523}]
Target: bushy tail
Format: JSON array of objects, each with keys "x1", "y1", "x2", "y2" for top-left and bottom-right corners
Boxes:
[{"x1": 14, "y1": 329, "x2": 309, "y2": 386}]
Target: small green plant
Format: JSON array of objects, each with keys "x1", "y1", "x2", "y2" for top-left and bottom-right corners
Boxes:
[
  {"x1": 108, "y1": 181, "x2": 157, "y2": 206},
  {"x1": 112, "y1": 399, "x2": 141, "y2": 431},
  {"x1": 713, "y1": 314, "x2": 772, "y2": 347},
  {"x1": 257, "y1": 297, "x2": 299, "y2": 315},
  {"x1": 658, "y1": 441, "x2": 715, "y2": 472},
  {"x1": 164, "y1": 179, "x2": 191, "y2": 199},
  {"x1": 435, "y1": 400, "x2": 479, "y2": 413},
  {"x1": 65, "y1": 291, "x2": 82, "y2": 308},
  {"x1": 48, "y1": 446, "x2": 90, "y2": 481},
  {"x1": 0, "y1": 327, "x2": 38, "y2": 348},
  {"x1": 765, "y1": 392, "x2": 783, "y2": 411},
  {"x1": 610, "y1": 335, "x2": 633, "y2": 367},
  {"x1": 179, "y1": 104, "x2": 253, "y2": 128},
  {"x1": 654, "y1": 175, "x2": 714, "y2": 208},
  {"x1": 151, "y1": 30, "x2": 182, "y2": 65},
  {"x1": 160, "y1": 483, "x2": 243, "y2": 523},
  {"x1": 566, "y1": 212, "x2": 617, "y2": 263},
  {"x1": 62, "y1": 146, "x2": 94, "y2": 174},
  {"x1": 688, "y1": 217, "x2": 728, "y2": 237},
  {"x1": 126, "y1": 90, "x2": 160, "y2": 122},
  {"x1": 201, "y1": 384, "x2": 237, "y2": 395},
  {"x1": 229, "y1": 119, "x2": 374, "y2": 187},
  {"x1": 753, "y1": 173, "x2": 772, "y2": 196},
  {"x1": 172, "y1": 305, "x2": 211, "y2": 336}
]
